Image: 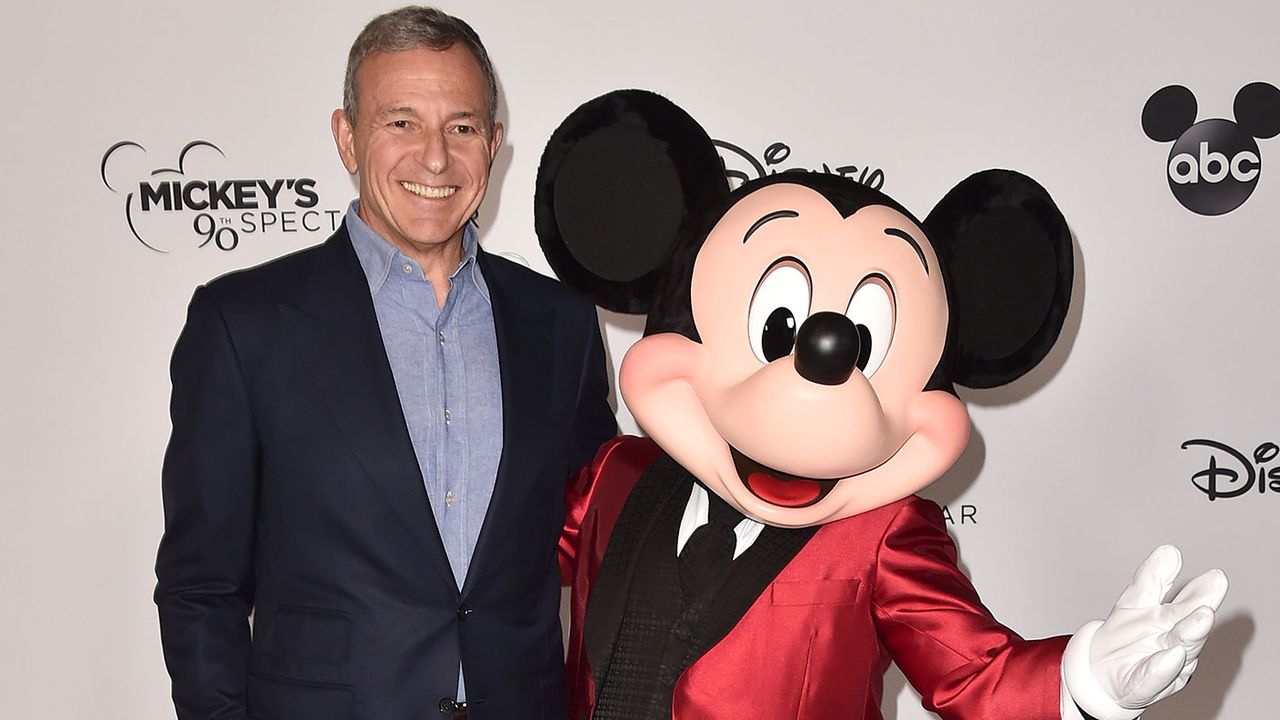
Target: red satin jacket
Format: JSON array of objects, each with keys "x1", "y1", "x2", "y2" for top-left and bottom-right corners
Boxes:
[{"x1": 560, "y1": 436, "x2": 1068, "y2": 720}]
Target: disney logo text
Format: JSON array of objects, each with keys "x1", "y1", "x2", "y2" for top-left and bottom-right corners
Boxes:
[
  {"x1": 713, "y1": 140, "x2": 886, "y2": 191},
  {"x1": 1180, "y1": 438, "x2": 1280, "y2": 500}
]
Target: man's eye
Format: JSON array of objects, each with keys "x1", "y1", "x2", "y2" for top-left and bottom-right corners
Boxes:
[
  {"x1": 389, "y1": 120, "x2": 412, "y2": 129},
  {"x1": 451, "y1": 125, "x2": 475, "y2": 134}
]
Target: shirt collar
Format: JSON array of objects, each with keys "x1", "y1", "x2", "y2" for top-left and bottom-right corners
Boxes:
[
  {"x1": 678, "y1": 483, "x2": 765, "y2": 561},
  {"x1": 345, "y1": 199, "x2": 490, "y2": 303}
]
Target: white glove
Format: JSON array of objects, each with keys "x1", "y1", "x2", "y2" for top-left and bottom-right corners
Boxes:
[{"x1": 1061, "y1": 545, "x2": 1227, "y2": 720}]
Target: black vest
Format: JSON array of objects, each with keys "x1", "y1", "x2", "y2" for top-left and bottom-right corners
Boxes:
[{"x1": 586, "y1": 456, "x2": 818, "y2": 719}]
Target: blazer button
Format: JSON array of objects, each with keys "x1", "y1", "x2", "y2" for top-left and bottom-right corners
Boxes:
[
  {"x1": 439, "y1": 697, "x2": 461, "y2": 713},
  {"x1": 672, "y1": 622, "x2": 691, "y2": 641},
  {"x1": 658, "y1": 664, "x2": 678, "y2": 687},
  {"x1": 456, "y1": 604, "x2": 473, "y2": 620}
]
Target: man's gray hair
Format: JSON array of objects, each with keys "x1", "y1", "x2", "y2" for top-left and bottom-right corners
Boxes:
[{"x1": 343, "y1": 6, "x2": 498, "y2": 126}]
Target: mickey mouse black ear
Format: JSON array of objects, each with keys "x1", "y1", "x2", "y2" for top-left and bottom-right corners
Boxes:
[
  {"x1": 1142, "y1": 85, "x2": 1198, "y2": 142},
  {"x1": 1234, "y1": 82, "x2": 1280, "y2": 140},
  {"x1": 535, "y1": 90, "x2": 728, "y2": 314},
  {"x1": 925, "y1": 170, "x2": 1073, "y2": 389}
]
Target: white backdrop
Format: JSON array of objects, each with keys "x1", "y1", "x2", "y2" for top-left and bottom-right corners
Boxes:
[{"x1": 2, "y1": 1, "x2": 1275, "y2": 717}]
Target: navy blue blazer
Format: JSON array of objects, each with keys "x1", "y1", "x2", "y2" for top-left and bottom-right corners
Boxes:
[{"x1": 155, "y1": 227, "x2": 616, "y2": 720}]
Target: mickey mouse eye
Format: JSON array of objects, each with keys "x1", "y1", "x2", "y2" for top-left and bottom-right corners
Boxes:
[
  {"x1": 845, "y1": 277, "x2": 894, "y2": 377},
  {"x1": 748, "y1": 259, "x2": 811, "y2": 364}
]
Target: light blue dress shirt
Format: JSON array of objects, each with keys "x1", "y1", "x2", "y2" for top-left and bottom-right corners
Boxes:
[{"x1": 345, "y1": 201, "x2": 503, "y2": 702}]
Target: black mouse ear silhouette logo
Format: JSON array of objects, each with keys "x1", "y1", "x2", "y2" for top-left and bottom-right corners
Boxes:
[
  {"x1": 1234, "y1": 82, "x2": 1280, "y2": 140},
  {"x1": 1143, "y1": 85, "x2": 1198, "y2": 142},
  {"x1": 1145, "y1": 83, "x2": 1276, "y2": 216}
]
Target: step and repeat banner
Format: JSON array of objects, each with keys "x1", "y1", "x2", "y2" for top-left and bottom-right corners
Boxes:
[{"x1": 3, "y1": 0, "x2": 1275, "y2": 717}]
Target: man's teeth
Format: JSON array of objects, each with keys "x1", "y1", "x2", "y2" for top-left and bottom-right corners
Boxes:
[{"x1": 401, "y1": 181, "x2": 456, "y2": 198}]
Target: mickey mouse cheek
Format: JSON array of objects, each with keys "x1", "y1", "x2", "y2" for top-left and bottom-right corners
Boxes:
[{"x1": 798, "y1": 390, "x2": 971, "y2": 524}]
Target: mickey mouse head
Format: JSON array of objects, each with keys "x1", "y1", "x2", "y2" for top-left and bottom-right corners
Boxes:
[
  {"x1": 536, "y1": 90, "x2": 1073, "y2": 528},
  {"x1": 1142, "y1": 82, "x2": 1280, "y2": 215}
]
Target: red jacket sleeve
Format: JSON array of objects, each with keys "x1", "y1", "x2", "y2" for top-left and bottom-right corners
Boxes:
[
  {"x1": 559, "y1": 436, "x2": 661, "y2": 584},
  {"x1": 559, "y1": 436, "x2": 663, "y2": 720},
  {"x1": 872, "y1": 497, "x2": 1068, "y2": 720}
]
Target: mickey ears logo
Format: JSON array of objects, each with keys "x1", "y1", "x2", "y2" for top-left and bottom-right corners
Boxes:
[
  {"x1": 100, "y1": 140, "x2": 226, "y2": 252},
  {"x1": 100, "y1": 139, "x2": 336, "y2": 254},
  {"x1": 1142, "y1": 82, "x2": 1280, "y2": 215}
]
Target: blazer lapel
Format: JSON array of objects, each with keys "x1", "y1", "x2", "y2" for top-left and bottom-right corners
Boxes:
[
  {"x1": 460, "y1": 250, "x2": 554, "y2": 598},
  {"x1": 683, "y1": 521, "x2": 818, "y2": 668},
  {"x1": 277, "y1": 229, "x2": 455, "y2": 590}
]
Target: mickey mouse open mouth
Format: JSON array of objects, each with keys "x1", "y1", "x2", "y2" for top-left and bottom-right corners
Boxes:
[{"x1": 729, "y1": 445, "x2": 838, "y2": 508}]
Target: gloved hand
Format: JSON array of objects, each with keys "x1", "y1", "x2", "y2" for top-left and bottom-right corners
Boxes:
[{"x1": 1062, "y1": 545, "x2": 1227, "y2": 720}]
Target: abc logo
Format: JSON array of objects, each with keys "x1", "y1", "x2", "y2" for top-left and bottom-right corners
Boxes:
[{"x1": 1142, "y1": 83, "x2": 1280, "y2": 215}]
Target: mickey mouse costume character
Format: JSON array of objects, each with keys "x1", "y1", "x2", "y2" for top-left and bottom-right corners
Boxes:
[{"x1": 540, "y1": 90, "x2": 1228, "y2": 720}]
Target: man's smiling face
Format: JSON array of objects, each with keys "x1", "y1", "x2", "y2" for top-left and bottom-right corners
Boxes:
[{"x1": 332, "y1": 44, "x2": 503, "y2": 256}]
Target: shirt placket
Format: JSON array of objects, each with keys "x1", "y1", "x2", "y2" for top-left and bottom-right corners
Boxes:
[{"x1": 435, "y1": 288, "x2": 462, "y2": 585}]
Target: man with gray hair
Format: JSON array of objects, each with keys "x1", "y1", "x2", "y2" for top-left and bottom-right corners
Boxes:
[{"x1": 155, "y1": 7, "x2": 615, "y2": 720}]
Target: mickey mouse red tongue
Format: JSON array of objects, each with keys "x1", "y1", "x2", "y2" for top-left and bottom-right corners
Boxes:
[{"x1": 730, "y1": 447, "x2": 838, "y2": 508}]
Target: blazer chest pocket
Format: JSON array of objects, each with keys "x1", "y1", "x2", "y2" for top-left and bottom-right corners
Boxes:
[
  {"x1": 771, "y1": 578, "x2": 861, "y2": 606},
  {"x1": 258, "y1": 605, "x2": 352, "y2": 664}
]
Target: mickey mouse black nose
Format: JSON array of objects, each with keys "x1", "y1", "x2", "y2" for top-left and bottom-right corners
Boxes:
[{"x1": 794, "y1": 311, "x2": 860, "y2": 386}]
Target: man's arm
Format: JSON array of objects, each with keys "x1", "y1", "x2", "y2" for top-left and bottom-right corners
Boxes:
[
  {"x1": 559, "y1": 303, "x2": 617, "y2": 583},
  {"x1": 155, "y1": 287, "x2": 259, "y2": 720},
  {"x1": 569, "y1": 305, "x2": 618, "y2": 474}
]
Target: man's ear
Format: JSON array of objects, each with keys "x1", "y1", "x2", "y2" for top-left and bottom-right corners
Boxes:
[
  {"x1": 332, "y1": 108, "x2": 358, "y2": 174},
  {"x1": 488, "y1": 121, "x2": 504, "y2": 165}
]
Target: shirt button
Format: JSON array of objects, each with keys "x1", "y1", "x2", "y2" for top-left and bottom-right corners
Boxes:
[
  {"x1": 402, "y1": 263, "x2": 412, "y2": 273},
  {"x1": 444, "y1": 490, "x2": 455, "y2": 507},
  {"x1": 438, "y1": 331, "x2": 446, "y2": 344},
  {"x1": 444, "y1": 409, "x2": 452, "y2": 424}
]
